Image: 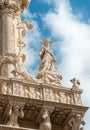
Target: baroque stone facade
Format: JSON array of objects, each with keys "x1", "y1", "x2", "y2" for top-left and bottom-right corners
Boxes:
[{"x1": 0, "y1": 0, "x2": 88, "y2": 130}]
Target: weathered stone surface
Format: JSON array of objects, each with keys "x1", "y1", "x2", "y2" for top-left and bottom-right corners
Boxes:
[
  {"x1": 0, "y1": 0, "x2": 33, "y2": 81},
  {"x1": 0, "y1": 77, "x2": 83, "y2": 106},
  {"x1": 0, "y1": 124, "x2": 36, "y2": 130},
  {"x1": 0, "y1": 93, "x2": 88, "y2": 129},
  {"x1": 0, "y1": 0, "x2": 88, "y2": 130},
  {"x1": 36, "y1": 38, "x2": 62, "y2": 86}
]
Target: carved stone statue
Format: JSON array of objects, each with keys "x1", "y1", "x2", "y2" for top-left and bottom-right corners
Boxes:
[
  {"x1": 17, "y1": 20, "x2": 33, "y2": 36},
  {"x1": 7, "y1": 105, "x2": 24, "y2": 127},
  {"x1": 68, "y1": 114, "x2": 85, "y2": 130},
  {"x1": 36, "y1": 38, "x2": 62, "y2": 85},
  {"x1": 70, "y1": 78, "x2": 80, "y2": 90},
  {"x1": 39, "y1": 109, "x2": 52, "y2": 130},
  {"x1": 38, "y1": 38, "x2": 56, "y2": 72}
]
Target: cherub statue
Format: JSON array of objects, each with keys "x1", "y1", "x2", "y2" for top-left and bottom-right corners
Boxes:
[
  {"x1": 70, "y1": 78, "x2": 80, "y2": 90},
  {"x1": 7, "y1": 105, "x2": 24, "y2": 127}
]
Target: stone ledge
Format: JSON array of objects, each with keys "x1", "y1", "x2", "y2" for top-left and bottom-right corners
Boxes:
[
  {"x1": 0, "y1": 94, "x2": 88, "y2": 113},
  {"x1": 0, "y1": 77, "x2": 83, "y2": 106},
  {"x1": 0, "y1": 124, "x2": 37, "y2": 130},
  {"x1": 0, "y1": 77, "x2": 83, "y2": 93}
]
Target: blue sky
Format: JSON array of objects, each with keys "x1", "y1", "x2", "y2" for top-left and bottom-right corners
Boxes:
[{"x1": 22, "y1": 0, "x2": 90, "y2": 129}]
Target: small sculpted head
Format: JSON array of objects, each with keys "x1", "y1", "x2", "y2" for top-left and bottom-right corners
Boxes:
[
  {"x1": 42, "y1": 109, "x2": 49, "y2": 119},
  {"x1": 13, "y1": 106, "x2": 20, "y2": 113},
  {"x1": 76, "y1": 114, "x2": 81, "y2": 120},
  {"x1": 43, "y1": 38, "x2": 51, "y2": 48}
]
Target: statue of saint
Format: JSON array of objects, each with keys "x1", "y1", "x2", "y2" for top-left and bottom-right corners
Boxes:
[
  {"x1": 36, "y1": 38, "x2": 62, "y2": 85},
  {"x1": 39, "y1": 38, "x2": 56, "y2": 72},
  {"x1": 7, "y1": 105, "x2": 24, "y2": 127}
]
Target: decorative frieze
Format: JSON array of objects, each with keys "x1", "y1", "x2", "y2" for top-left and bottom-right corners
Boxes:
[{"x1": 0, "y1": 78, "x2": 82, "y2": 106}]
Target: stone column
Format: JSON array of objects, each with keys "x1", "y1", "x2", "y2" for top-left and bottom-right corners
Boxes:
[
  {"x1": 1, "y1": 13, "x2": 14, "y2": 78},
  {"x1": 2, "y1": 13, "x2": 13, "y2": 55},
  {"x1": 0, "y1": 0, "x2": 32, "y2": 79}
]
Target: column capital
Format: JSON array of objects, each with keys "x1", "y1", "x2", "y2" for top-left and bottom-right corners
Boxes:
[{"x1": 0, "y1": 0, "x2": 31, "y2": 16}]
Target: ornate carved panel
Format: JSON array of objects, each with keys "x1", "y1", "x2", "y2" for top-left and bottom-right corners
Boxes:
[{"x1": 0, "y1": 78, "x2": 83, "y2": 106}]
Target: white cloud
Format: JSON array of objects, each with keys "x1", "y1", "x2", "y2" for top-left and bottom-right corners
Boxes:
[
  {"x1": 43, "y1": 0, "x2": 90, "y2": 85},
  {"x1": 21, "y1": 9, "x2": 41, "y2": 76},
  {"x1": 43, "y1": 1, "x2": 90, "y2": 129}
]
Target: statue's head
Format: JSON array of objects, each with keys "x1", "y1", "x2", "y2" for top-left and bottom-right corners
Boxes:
[
  {"x1": 70, "y1": 78, "x2": 76, "y2": 83},
  {"x1": 43, "y1": 38, "x2": 51, "y2": 48},
  {"x1": 13, "y1": 106, "x2": 20, "y2": 113},
  {"x1": 76, "y1": 114, "x2": 81, "y2": 120},
  {"x1": 42, "y1": 109, "x2": 49, "y2": 119}
]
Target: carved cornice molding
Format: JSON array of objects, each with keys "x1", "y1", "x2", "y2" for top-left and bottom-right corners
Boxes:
[{"x1": 0, "y1": 94, "x2": 88, "y2": 113}]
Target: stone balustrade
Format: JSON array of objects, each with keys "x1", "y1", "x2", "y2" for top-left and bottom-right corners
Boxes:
[{"x1": 0, "y1": 77, "x2": 82, "y2": 106}]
